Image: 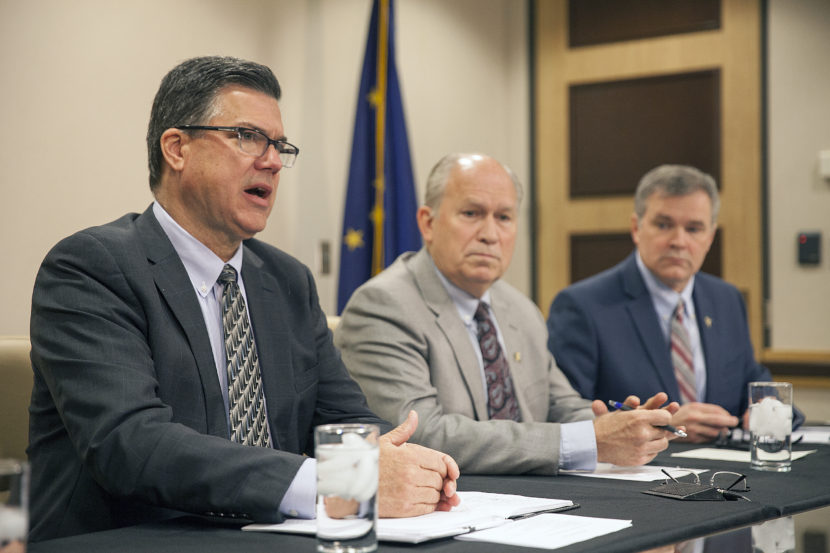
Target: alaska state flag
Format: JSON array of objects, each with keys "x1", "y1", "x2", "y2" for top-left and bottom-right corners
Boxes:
[{"x1": 337, "y1": 0, "x2": 420, "y2": 314}]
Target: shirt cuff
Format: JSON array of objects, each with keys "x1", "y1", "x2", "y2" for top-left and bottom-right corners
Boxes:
[
  {"x1": 558, "y1": 420, "x2": 597, "y2": 471},
  {"x1": 278, "y1": 457, "x2": 317, "y2": 519}
]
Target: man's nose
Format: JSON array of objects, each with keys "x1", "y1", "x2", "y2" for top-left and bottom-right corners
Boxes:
[
  {"x1": 257, "y1": 142, "x2": 284, "y2": 172},
  {"x1": 478, "y1": 216, "x2": 498, "y2": 242}
]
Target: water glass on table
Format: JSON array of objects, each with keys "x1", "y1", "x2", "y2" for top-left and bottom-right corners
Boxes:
[
  {"x1": 748, "y1": 382, "x2": 793, "y2": 472},
  {"x1": 0, "y1": 459, "x2": 28, "y2": 553},
  {"x1": 315, "y1": 424, "x2": 379, "y2": 553}
]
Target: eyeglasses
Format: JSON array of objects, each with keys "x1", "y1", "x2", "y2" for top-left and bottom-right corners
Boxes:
[
  {"x1": 660, "y1": 469, "x2": 751, "y2": 501},
  {"x1": 175, "y1": 125, "x2": 299, "y2": 167}
]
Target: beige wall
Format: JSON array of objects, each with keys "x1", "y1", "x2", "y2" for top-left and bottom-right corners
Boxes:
[
  {"x1": 767, "y1": 0, "x2": 830, "y2": 352},
  {"x1": 2, "y1": 0, "x2": 827, "y2": 354},
  {"x1": 0, "y1": 0, "x2": 529, "y2": 335}
]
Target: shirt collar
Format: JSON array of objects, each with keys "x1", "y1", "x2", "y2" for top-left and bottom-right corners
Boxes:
[
  {"x1": 428, "y1": 254, "x2": 492, "y2": 327},
  {"x1": 635, "y1": 250, "x2": 695, "y2": 318},
  {"x1": 153, "y1": 201, "x2": 243, "y2": 297}
]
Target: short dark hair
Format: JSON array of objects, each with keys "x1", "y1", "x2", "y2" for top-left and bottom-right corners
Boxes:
[
  {"x1": 634, "y1": 164, "x2": 720, "y2": 225},
  {"x1": 146, "y1": 56, "x2": 282, "y2": 190}
]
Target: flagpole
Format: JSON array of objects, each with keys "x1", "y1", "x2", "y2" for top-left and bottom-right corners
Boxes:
[{"x1": 371, "y1": 0, "x2": 389, "y2": 276}]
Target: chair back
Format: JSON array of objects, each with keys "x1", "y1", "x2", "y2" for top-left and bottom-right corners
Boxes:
[
  {"x1": 0, "y1": 336, "x2": 32, "y2": 460},
  {"x1": 326, "y1": 315, "x2": 341, "y2": 332}
]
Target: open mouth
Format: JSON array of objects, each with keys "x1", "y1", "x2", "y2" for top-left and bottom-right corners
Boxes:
[{"x1": 246, "y1": 186, "x2": 270, "y2": 199}]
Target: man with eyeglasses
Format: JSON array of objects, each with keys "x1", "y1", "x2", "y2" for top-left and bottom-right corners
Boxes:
[{"x1": 27, "y1": 56, "x2": 458, "y2": 542}]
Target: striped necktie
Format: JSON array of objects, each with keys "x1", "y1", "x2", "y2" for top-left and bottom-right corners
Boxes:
[
  {"x1": 671, "y1": 299, "x2": 696, "y2": 404},
  {"x1": 218, "y1": 265, "x2": 272, "y2": 447},
  {"x1": 474, "y1": 302, "x2": 521, "y2": 421}
]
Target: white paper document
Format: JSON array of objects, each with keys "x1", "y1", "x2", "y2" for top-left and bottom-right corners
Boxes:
[
  {"x1": 243, "y1": 491, "x2": 575, "y2": 544},
  {"x1": 562, "y1": 463, "x2": 708, "y2": 482},
  {"x1": 671, "y1": 447, "x2": 817, "y2": 463},
  {"x1": 794, "y1": 426, "x2": 830, "y2": 444},
  {"x1": 455, "y1": 512, "x2": 632, "y2": 549}
]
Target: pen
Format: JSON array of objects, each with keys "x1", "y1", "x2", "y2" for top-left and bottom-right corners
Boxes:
[
  {"x1": 508, "y1": 503, "x2": 581, "y2": 520},
  {"x1": 607, "y1": 400, "x2": 688, "y2": 438}
]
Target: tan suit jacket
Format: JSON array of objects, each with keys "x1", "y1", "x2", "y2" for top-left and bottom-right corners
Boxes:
[{"x1": 335, "y1": 248, "x2": 593, "y2": 475}]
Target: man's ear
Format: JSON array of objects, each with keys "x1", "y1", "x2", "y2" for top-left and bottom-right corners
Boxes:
[
  {"x1": 160, "y1": 128, "x2": 187, "y2": 173},
  {"x1": 629, "y1": 212, "x2": 640, "y2": 246},
  {"x1": 416, "y1": 206, "x2": 433, "y2": 244}
]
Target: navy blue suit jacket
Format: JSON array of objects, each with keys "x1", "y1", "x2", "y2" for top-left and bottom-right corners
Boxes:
[
  {"x1": 28, "y1": 206, "x2": 386, "y2": 541},
  {"x1": 547, "y1": 253, "x2": 779, "y2": 419}
]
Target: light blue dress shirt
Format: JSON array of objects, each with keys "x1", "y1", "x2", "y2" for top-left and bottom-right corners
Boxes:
[
  {"x1": 635, "y1": 252, "x2": 707, "y2": 401},
  {"x1": 431, "y1": 261, "x2": 597, "y2": 471},
  {"x1": 153, "y1": 202, "x2": 316, "y2": 518}
]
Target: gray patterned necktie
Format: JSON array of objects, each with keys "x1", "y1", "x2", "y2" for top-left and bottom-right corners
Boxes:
[{"x1": 218, "y1": 265, "x2": 272, "y2": 447}]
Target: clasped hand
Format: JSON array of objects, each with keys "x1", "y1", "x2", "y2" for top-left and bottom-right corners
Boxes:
[
  {"x1": 377, "y1": 410, "x2": 461, "y2": 517},
  {"x1": 593, "y1": 392, "x2": 683, "y2": 466}
]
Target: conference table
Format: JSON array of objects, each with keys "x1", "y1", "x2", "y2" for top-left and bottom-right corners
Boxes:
[{"x1": 29, "y1": 442, "x2": 830, "y2": 553}]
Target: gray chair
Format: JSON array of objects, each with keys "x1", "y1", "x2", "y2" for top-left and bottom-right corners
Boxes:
[{"x1": 0, "y1": 336, "x2": 32, "y2": 460}]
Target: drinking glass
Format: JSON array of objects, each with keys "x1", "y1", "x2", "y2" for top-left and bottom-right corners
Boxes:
[
  {"x1": 748, "y1": 382, "x2": 793, "y2": 472},
  {"x1": 315, "y1": 424, "x2": 379, "y2": 553},
  {"x1": 0, "y1": 459, "x2": 29, "y2": 553}
]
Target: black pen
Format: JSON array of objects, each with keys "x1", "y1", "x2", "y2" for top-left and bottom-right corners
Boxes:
[
  {"x1": 607, "y1": 400, "x2": 688, "y2": 438},
  {"x1": 508, "y1": 503, "x2": 581, "y2": 520}
]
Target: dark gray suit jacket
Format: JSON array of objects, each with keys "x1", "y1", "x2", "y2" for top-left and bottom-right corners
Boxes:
[{"x1": 28, "y1": 206, "x2": 385, "y2": 541}]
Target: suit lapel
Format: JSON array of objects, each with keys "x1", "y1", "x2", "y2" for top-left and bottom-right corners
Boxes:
[
  {"x1": 240, "y1": 247, "x2": 291, "y2": 451},
  {"x1": 621, "y1": 254, "x2": 678, "y2": 397},
  {"x1": 408, "y1": 250, "x2": 489, "y2": 420},
  {"x1": 692, "y1": 282, "x2": 718, "y2": 402},
  {"x1": 136, "y1": 207, "x2": 228, "y2": 437}
]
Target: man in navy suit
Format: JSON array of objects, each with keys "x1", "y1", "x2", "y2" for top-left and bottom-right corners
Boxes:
[
  {"x1": 547, "y1": 165, "x2": 797, "y2": 443},
  {"x1": 28, "y1": 56, "x2": 458, "y2": 542}
]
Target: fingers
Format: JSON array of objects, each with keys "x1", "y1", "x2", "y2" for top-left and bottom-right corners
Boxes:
[
  {"x1": 438, "y1": 490, "x2": 462, "y2": 511},
  {"x1": 381, "y1": 410, "x2": 418, "y2": 447},
  {"x1": 640, "y1": 392, "x2": 668, "y2": 410},
  {"x1": 623, "y1": 395, "x2": 642, "y2": 408},
  {"x1": 594, "y1": 408, "x2": 673, "y2": 465},
  {"x1": 592, "y1": 399, "x2": 609, "y2": 417},
  {"x1": 443, "y1": 453, "x2": 461, "y2": 482},
  {"x1": 664, "y1": 401, "x2": 681, "y2": 415},
  {"x1": 377, "y1": 411, "x2": 460, "y2": 518}
]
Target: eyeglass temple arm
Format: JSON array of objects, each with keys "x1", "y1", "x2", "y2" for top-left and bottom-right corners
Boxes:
[
  {"x1": 725, "y1": 474, "x2": 747, "y2": 492},
  {"x1": 661, "y1": 469, "x2": 680, "y2": 483}
]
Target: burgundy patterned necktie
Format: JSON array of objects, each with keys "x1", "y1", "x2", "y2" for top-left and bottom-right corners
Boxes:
[
  {"x1": 671, "y1": 299, "x2": 696, "y2": 405},
  {"x1": 218, "y1": 265, "x2": 272, "y2": 447},
  {"x1": 474, "y1": 302, "x2": 521, "y2": 421}
]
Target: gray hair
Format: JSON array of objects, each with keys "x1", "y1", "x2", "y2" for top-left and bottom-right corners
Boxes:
[
  {"x1": 634, "y1": 165, "x2": 720, "y2": 224},
  {"x1": 423, "y1": 153, "x2": 523, "y2": 213},
  {"x1": 146, "y1": 56, "x2": 282, "y2": 191}
]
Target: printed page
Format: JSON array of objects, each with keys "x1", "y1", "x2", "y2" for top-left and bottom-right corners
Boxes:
[
  {"x1": 562, "y1": 463, "x2": 708, "y2": 482},
  {"x1": 456, "y1": 513, "x2": 632, "y2": 549}
]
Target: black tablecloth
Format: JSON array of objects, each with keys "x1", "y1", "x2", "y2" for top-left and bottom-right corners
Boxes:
[{"x1": 29, "y1": 443, "x2": 830, "y2": 553}]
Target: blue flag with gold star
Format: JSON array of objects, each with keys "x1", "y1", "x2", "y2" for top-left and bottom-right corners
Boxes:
[{"x1": 337, "y1": 0, "x2": 420, "y2": 313}]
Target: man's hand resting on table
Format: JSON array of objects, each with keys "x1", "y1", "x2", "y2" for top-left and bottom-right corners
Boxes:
[
  {"x1": 669, "y1": 402, "x2": 739, "y2": 443},
  {"x1": 377, "y1": 410, "x2": 461, "y2": 517},
  {"x1": 592, "y1": 393, "x2": 683, "y2": 466}
]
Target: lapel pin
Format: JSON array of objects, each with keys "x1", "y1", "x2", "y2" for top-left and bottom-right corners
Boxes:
[
  {"x1": 514, "y1": 352, "x2": 521, "y2": 362},
  {"x1": 704, "y1": 316, "x2": 712, "y2": 328}
]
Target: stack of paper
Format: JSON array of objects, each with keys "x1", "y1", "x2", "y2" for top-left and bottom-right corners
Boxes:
[{"x1": 244, "y1": 491, "x2": 575, "y2": 543}]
